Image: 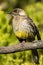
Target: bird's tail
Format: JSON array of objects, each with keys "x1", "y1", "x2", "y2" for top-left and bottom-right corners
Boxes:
[
  {"x1": 31, "y1": 25, "x2": 41, "y2": 64},
  {"x1": 32, "y1": 49, "x2": 39, "y2": 64}
]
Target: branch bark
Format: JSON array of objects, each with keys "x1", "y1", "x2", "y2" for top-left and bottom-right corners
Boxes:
[{"x1": 0, "y1": 40, "x2": 43, "y2": 54}]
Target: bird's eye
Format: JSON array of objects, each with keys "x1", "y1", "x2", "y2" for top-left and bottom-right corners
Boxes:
[{"x1": 14, "y1": 9, "x2": 17, "y2": 13}]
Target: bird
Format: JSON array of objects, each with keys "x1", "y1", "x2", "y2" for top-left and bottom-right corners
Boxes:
[{"x1": 8, "y1": 8, "x2": 41, "y2": 64}]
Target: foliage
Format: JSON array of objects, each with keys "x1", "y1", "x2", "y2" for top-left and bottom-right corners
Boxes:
[{"x1": 0, "y1": 2, "x2": 43, "y2": 65}]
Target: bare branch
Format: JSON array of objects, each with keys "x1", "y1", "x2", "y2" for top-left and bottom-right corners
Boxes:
[{"x1": 0, "y1": 40, "x2": 43, "y2": 54}]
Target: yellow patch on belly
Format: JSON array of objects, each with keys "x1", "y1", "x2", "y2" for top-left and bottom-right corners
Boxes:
[{"x1": 15, "y1": 31, "x2": 29, "y2": 39}]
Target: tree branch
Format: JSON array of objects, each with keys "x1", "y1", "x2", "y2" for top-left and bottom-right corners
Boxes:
[{"x1": 0, "y1": 40, "x2": 43, "y2": 54}]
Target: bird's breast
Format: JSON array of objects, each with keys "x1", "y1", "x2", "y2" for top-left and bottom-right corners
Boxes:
[{"x1": 12, "y1": 16, "x2": 35, "y2": 39}]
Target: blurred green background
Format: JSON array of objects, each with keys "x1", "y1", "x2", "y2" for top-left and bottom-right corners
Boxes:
[{"x1": 0, "y1": 0, "x2": 43, "y2": 65}]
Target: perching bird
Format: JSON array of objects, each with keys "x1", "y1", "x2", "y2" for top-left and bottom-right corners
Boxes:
[{"x1": 8, "y1": 8, "x2": 41, "y2": 64}]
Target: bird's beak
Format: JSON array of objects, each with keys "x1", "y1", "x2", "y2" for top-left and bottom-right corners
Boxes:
[
  {"x1": 7, "y1": 12, "x2": 12, "y2": 14},
  {"x1": 7, "y1": 12, "x2": 17, "y2": 15}
]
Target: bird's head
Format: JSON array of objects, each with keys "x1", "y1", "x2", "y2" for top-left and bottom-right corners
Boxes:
[{"x1": 8, "y1": 8, "x2": 26, "y2": 16}]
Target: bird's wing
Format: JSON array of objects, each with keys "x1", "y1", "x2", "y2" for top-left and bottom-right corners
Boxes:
[{"x1": 27, "y1": 16, "x2": 41, "y2": 40}]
